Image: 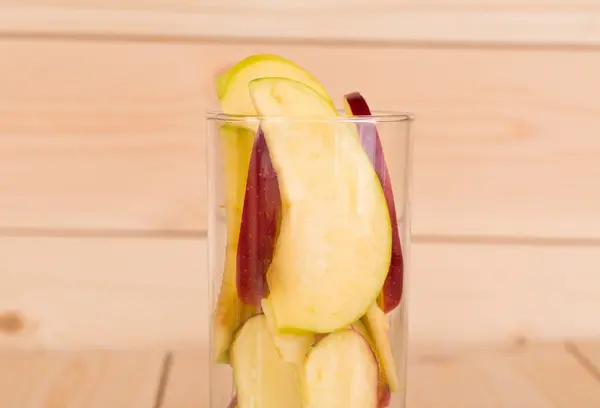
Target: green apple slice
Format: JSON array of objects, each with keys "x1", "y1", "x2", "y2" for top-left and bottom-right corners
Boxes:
[
  {"x1": 262, "y1": 297, "x2": 315, "y2": 366},
  {"x1": 230, "y1": 315, "x2": 302, "y2": 408},
  {"x1": 219, "y1": 54, "x2": 334, "y2": 116},
  {"x1": 216, "y1": 69, "x2": 231, "y2": 99},
  {"x1": 304, "y1": 330, "x2": 379, "y2": 408},
  {"x1": 212, "y1": 124, "x2": 258, "y2": 363},
  {"x1": 362, "y1": 303, "x2": 399, "y2": 392},
  {"x1": 248, "y1": 77, "x2": 392, "y2": 333}
]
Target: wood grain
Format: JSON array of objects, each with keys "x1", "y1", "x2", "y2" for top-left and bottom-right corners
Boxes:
[
  {"x1": 408, "y1": 344, "x2": 600, "y2": 408},
  {"x1": 1, "y1": 40, "x2": 600, "y2": 239},
  {"x1": 2, "y1": 6, "x2": 600, "y2": 45},
  {"x1": 0, "y1": 350, "x2": 166, "y2": 408},
  {"x1": 1, "y1": 236, "x2": 599, "y2": 348},
  {"x1": 0, "y1": 38, "x2": 209, "y2": 233},
  {"x1": 162, "y1": 350, "x2": 208, "y2": 408},
  {"x1": 164, "y1": 344, "x2": 600, "y2": 408},
  {"x1": 410, "y1": 242, "x2": 600, "y2": 349},
  {"x1": 570, "y1": 341, "x2": 600, "y2": 377},
  {"x1": 3, "y1": 0, "x2": 600, "y2": 10},
  {"x1": 0, "y1": 236, "x2": 207, "y2": 349}
]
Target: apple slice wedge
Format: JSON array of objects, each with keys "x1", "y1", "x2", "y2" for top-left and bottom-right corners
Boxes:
[
  {"x1": 248, "y1": 77, "x2": 392, "y2": 333},
  {"x1": 351, "y1": 320, "x2": 389, "y2": 401},
  {"x1": 230, "y1": 315, "x2": 302, "y2": 408},
  {"x1": 304, "y1": 330, "x2": 379, "y2": 408},
  {"x1": 217, "y1": 54, "x2": 334, "y2": 306},
  {"x1": 227, "y1": 396, "x2": 238, "y2": 408},
  {"x1": 219, "y1": 54, "x2": 333, "y2": 116},
  {"x1": 362, "y1": 303, "x2": 400, "y2": 392},
  {"x1": 236, "y1": 128, "x2": 281, "y2": 306},
  {"x1": 344, "y1": 91, "x2": 404, "y2": 313},
  {"x1": 262, "y1": 297, "x2": 315, "y2": 365},
  {"x1": 378, "y1": 385, "x2": 391, "y2": 408},
  {"x1": 212, "y1": 124, "x2": 259, "y2": 363}
]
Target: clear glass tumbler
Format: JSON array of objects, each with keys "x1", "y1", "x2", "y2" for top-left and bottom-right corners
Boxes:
[{"x1": 207, "y1": 109, "x2": 414, "y2": 408}]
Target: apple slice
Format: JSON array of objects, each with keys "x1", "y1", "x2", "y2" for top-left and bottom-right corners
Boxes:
[
  {"x1": 350, "y1": 322, "x2": 384, "y2": 387},
  {"x1": 212, "y1": 124, "x2": 259, "y2": 363},
  {"x1": 304, "y1": 330, "x2": 379, "y2": 408},
  {"x1": 227, "y1": 396, "x2": 238, "y2": 408},
  {"x1": 362, "y1": 303, "x2": 400, "y2": 392},
  {"x1": 217, "y1": 54, "x2": 335, "y2": 306},
  {"x1": 248, "y1": 77, "x2": 392, "y2": 333},
  {"x1": 344, "y1": 91, "x2": 404, "y2": 314},
  {"x1": 219, "y1": 54, "x2": 333, "y2": 116},
  {"x1": 236, "y1": 127, "x2": 281, "y2": 306},
  {"x1": 352, "y1": 316, "x2": 396, "y2": 402},
  {"x1": 262, "y1": 297, "x2": 315, "y2": 366},
  {"x1": 378, "y1": 385, "x2": 391, "y2": 408},
  {"x1": 230, "y1": 315, "x2": 302, "y2": 408}
]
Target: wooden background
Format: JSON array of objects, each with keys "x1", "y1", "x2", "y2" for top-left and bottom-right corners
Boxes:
[{"x1": 1, "y1": 0, "x2": 600, "y2": 352}]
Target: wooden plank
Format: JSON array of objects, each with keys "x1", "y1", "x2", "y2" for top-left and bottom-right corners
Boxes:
[
  {"x1": 0, "y1": 38, "x2": 208, "y2": 233},
  {"x1": 1, "y1": 41, "x2": 600, "y2": 239},
  {"x1": 3, "y1": 0, "x2": 600, "y2": 12},
  {"x1": 2, "y1": 7, "x2": 600, "y2": 45},
  {"x1": 162, "y1": 350, "x2": 209, "y2": 408},
  {"x1": 0, "y1": 350, "x2": 166, "y2": 408},
  {"x1": 1, "y1": 235, "x2": 600, "y2": 348},
  {"x1": 410, "y1": 243, "x2": 600, "y2": 348},
  {"x1": 0, "y1": 0, "x2": 198, "y2": 11},
  {"x1": 165, "y1": 344, "x2": 600, "y2": 408},
  {"x1": 570, "y1": 341, "x2": 600, "y2": 376},
  {"x1": 408, "y1": 344, "x2": 600, "y2": 407},
  {"x1": 0, "y1": 236, "x2": 207, "y2": 348}
]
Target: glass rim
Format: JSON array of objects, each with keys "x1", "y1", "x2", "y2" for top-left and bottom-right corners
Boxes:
[{"x1": 206, "y1": 109, "x2": 415, "y2": 124}]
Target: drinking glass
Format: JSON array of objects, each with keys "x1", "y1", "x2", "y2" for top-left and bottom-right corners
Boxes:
[{"x1": 207, "y1": 110, "x2": 414, "y2": 408}]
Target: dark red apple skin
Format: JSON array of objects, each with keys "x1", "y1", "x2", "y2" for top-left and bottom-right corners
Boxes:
[
  {"x1": 236, "y1": 127, "x2": 281, "y2": 306},
  {"x1": 344, "y1": 92, "x2": 404, "y2": 313},
  {"x1": 378, "y1": 384, "x2": 391, "y2": 408},
  {"x1": 227, "y1": 395, "x2": 237, "y2": 408}
]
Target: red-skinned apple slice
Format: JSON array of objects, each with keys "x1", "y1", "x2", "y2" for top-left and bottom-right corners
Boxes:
[
  {"x1": 236, "y1": 128, "x2": 281, "y2": 306},
  {"x1": 218, "y1": 54, "x2": 333, "y2": 307},
  {"x1": 351, "y1": 319, "x2": 390, "y2": 401},
  {"x1": 363, "y1": 303, "x2": 399, "y2": 392},
  {"x1": 250, "y1": 78, "x2": 392, "y2": 333},
  {"x1": 344, "y1": 92, "x2": 404, "y2": 313},
  {"x1": 227, "y1": 396, "x2": 238, "y2": 408},
  {"x1": 212, "y1": 124, "x2": 259, "y2": 363},
  {"x1": 230, "y1": 315, "x2": 302, "y2": 408},
  {"x1": 304, "y1": 329, "x2": 379, "y2": 408},
  {"x1": 378, "y1": 385, "x2": 391, "y2": 408}
]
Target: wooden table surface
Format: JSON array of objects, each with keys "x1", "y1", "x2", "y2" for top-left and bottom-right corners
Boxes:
[{"x1": 2, "y1": 341, "x2": 600, "y2": 408}]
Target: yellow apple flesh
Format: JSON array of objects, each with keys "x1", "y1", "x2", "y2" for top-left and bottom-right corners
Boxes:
[{"x1": 248, "y1": 77, "x2": 392, "y2": 333}]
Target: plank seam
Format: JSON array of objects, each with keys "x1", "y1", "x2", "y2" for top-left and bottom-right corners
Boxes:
[
  {"x1": 2, "y1": 228, "x2": 600, "y2": 247},
  {"x1": 565, "y1": 342, "x2": 600, "y2": 384},
  {"x1": 2, "y1": 7, "x2": 600, "y2": 46},
  {"x1": 0, "y1": 227, "x2": 206, "y2": 240},
  {"x1": 153, "y1": 352, "x2": 174, "y2": 408}
]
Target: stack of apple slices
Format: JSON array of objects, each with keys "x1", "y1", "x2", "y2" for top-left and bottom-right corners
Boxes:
[{"x1": 212, "y1": 54, "x2": 405, "y2": 408}]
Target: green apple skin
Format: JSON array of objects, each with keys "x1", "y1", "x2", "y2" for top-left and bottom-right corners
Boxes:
[
  {"x1": 247, "y1": 77, "x2": 392, "y2": 334},
  {"x1": 219, "y1": 54, "x2": 333, "y2": 116},
  {"x1": 217, "y1": 54, "x2": 334, "y2": 307}
]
